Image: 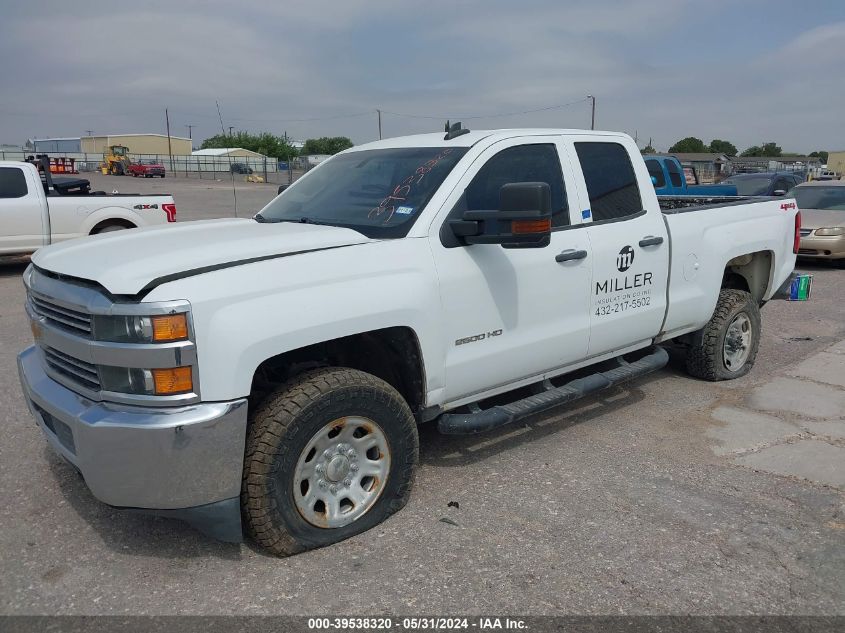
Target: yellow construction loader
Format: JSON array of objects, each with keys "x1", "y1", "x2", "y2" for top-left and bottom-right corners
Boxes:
[{"x1": 101, "y1": 145, "x2": 132, "y2": 175}]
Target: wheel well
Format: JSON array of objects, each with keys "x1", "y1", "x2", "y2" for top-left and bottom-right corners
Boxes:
[
  {"x1": 90, "y1": 218, "x2": 136, "y2": 234},
  {"x1": 722, "y1": 250, "x2": 772, "y2": 303},
  {"x1": 250, "y1": 326, "x2": 426, "y2": 417}
]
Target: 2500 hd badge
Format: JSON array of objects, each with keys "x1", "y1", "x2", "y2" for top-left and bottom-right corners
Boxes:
[{"x1": 594, "y1": 245, "x2": 654, "y2": 316}]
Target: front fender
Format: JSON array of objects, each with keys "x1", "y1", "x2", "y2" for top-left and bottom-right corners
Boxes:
[{"x1": 144, "y1": 239, "x2": 445, "y2": 403}]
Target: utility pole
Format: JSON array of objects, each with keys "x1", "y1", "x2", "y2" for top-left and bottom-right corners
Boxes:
[
  {"x1": 376, "y1": 109, "x2": 382, "y2": 140},
  {"x1": 587, "y1": 95, "x2": 596, "y2": 130},
  {"x1": 165, "y1": 108, "x2": 174, "y2": 172},
  {"x1": 228, "y1": 126, "x2": 234, "y2": 138},
  {"x1": 185, "y1": 124, "x2": 194, "y2": 141},
  {"x1": 84, "y1": 129, "x2": 93, "y2": 137}
]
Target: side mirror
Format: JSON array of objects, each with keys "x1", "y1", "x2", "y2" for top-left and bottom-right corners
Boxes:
[
  {"x1": 449, "y1": 182, "x2": 552, "y2": 249},
  {"x1": 277, "y1": 184, "x2": 289, "y2": 195},
  {"x1": 773, "y1": 189, "x2": 787, "y2": 196}
]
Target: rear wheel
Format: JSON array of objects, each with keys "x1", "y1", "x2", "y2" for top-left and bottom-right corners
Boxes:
[
  {"x1": 93, "y1": 223, "x2": 130, "y2": 234},
  {"x1": 242, "y1": 367, "x2": 418, "y2": 556},
  {"x1": 685, "y1": 289, "x2": 761, "y2": 381}
]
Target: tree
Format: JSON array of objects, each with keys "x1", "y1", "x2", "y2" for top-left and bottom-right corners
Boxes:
[
  {"x1": 741, "y1": 142, "x2": 782, "y2": 157},
  {"x1": 668, "y1": 137, "x2": 707, "y2": 153},
  {"x1": 809, "y1": 151, "x2": 829, "y2": 163},
  {"x1": 641, "y1": 144, "x2": 656, "y2": 154},
  {"x1": 708, "y1": 139, "x2": 737, "y2": 156},
  {"x1": 200, "y1": 131, "x2": 299, "y2": 160},
  {"x1": 301, "y1": 137, "x2": 354, "y2": 155},
  {"x1": 761, "y1": 142, "x2": 782, "y2": 157}
]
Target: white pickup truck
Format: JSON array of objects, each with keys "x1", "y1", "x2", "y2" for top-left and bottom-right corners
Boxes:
[
  {"x1": 0, "y1": 159, "x2": 176, "y2": 256},
  {"x1": 17, "y1": 127, "x2": 806, "y2": 556}
]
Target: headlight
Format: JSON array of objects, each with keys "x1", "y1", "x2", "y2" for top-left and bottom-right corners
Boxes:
[
  {"x1": 93, "y1": 313, "x2": 189, "y2": 343},
  {"x1": 100, "y1": 365, "x2": 193, "y2": 395},
  {"x1": 814, "y1": 227, "x2": 845, "y2": 236}
]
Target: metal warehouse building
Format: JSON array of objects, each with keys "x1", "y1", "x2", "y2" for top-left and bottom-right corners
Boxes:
[
  {"x1": 81, "y1": 134, "x2": 192, "y2": 155},
  {"x1": 191, "y1": 147, "x2": 267, "y2": 159},
  {"x1": 827, "y1": 151, "x2": 845, "y2": 175},
  {"x1": 31, "y1": 137, "x2": 83, "y2": 153}
]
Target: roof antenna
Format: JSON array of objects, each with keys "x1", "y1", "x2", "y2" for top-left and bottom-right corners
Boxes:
[
  {"x1": 444, "y1": 120, "x2": 470, "y2": 141},
  {"x1": 216, "y1": 100, "x2": 238, "y2": 218}
]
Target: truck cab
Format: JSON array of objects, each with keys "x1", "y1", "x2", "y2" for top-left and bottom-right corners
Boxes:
[{"x1": 645, "y1": 155, "x2": 738, "y2": 196}]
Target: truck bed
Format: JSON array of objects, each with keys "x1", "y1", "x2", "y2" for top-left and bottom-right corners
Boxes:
[{"x1": 659, "y1": 195, "x2": 760, "y2": 212}]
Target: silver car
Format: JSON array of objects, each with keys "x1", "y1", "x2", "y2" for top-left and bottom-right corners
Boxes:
[{"x1": 792, "y1": 180, "x2": 845, "y2": 266}]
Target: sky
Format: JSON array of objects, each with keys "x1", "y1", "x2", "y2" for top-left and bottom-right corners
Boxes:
[{"x1": 1, "y1": 0, "x2": 844, "y2": 153}]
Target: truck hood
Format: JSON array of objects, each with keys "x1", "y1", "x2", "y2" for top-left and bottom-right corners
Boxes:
[{"x1": 32, "y1": 218, "x2": 373, "y2": 295}]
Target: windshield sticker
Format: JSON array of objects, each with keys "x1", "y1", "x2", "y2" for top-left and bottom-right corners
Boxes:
[
  {"x1": 368, "y1": 148, "x2": 455, "y2": 225},
  {"x1": 395, "y1": 206, "x2": 414, "y2": 215},
  {"x1": 582, "y1": 209, "x2": 591, "y2": 219}
]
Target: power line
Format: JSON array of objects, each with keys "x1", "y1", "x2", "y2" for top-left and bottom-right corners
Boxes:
[
  {"x1": 380, "y1": 98, "x2": 591, "y2": 121},
  {"x1": 172, "y1": 110, "x2": 374, "y2": 124}
]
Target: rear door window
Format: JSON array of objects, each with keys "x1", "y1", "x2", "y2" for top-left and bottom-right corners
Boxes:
[
  {"x1": 666, "y1": 160, "x2": 684, "y2": 187},
  {"x1": 645, "y1": 159, "x2": 665, "y2": 188},
  {"x1": 574, "y1": 142, "x2": 643, "y2": 222},
  {"x1": 0, "y1": 167, "x2": 28, "y2": 198}
]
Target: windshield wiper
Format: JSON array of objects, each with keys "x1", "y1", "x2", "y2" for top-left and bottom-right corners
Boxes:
[
  {"x1": 254, "y1": 213, "x2": 269, "y2": 223},
  {"x1": 257, "y1": 216, "x2": 334, "y2": 226}
]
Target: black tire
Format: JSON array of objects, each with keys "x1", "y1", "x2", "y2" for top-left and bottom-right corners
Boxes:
[
  {"x1": 242, "y1": 367, "x2": 418, "y2": 556},
  {"x1": 685, "y1": 289, "x2": 761, "y2": 381},
  {"x1": 93, "y1": 224, "x2": 130, "y2": 234}
]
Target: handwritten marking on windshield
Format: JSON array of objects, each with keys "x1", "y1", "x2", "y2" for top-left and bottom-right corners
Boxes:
[{"x1": 368, "y1": 149, "x2": 455, "y2": 224}]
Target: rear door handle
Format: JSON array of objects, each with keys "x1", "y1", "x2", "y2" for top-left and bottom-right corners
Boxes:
[
  {"x1": 555, "y1": 249, "x2": 588, "y2": 263},
  {"x1": 639, "y1": 235, "x2": 664, "y2": 247}
]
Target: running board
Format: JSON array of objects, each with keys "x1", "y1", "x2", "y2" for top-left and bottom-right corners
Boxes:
[{"x1": 437, "y1": 346, "x2": 669, "y2": 435}]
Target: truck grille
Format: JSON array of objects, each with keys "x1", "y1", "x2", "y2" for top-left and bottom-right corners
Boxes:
[
  {"x1": 43, "y1": 346, "x2": 101, "y2": 392},
  {"x1": 29, "y1": 294, "x2": 93, "y2": 338}
]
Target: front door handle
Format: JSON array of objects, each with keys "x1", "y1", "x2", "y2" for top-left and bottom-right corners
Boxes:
[
  {"x1": 639, "y1": 235, "x2": 664, "y2": 247},
  {"x1": 555, "y1": 249, "x2": 588, "y2": 263}
]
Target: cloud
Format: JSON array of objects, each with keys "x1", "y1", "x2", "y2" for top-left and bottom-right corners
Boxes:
[{"x1": 0, "y1": 1, "x2": 842, "y2": 152}]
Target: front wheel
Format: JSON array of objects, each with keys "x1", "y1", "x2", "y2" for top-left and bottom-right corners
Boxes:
[
  {"x1": 685, "y1": 289, "x2": 761, "y2": 381},
  {"x1": 241, "y1": 367, "x2": 418, "y2": 556}
]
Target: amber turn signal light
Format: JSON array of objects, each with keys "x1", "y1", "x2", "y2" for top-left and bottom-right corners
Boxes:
[
  {"x1": 151, "y1": 314, "x2": 188, "y2": 342},
  {"x1": 511, "y1": 218, "x2": 551, "y2": 234},
  {"x1": 152, "y1": 367, "x2": 193, "y2": 395}
]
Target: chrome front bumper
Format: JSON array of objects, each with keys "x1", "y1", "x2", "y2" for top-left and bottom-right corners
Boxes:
[{"x1": 18, "y1": 346, "x2": 248, "y2": 536}]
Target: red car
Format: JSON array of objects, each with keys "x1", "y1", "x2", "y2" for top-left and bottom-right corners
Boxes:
[{"x1": 129, "y1": 159, "x2": 166, "y2": 178}]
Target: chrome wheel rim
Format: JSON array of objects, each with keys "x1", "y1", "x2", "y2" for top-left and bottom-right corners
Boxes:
[
  {"x1": 723, "y1": 313, "x2": 752, "y2": 371},
  {"x1": 293, "y1": 416, "x2": 391, "y2": 529}
]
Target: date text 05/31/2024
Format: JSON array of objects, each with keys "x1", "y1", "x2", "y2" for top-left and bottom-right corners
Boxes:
[{"x1": 307, "y1": 617, "x2": 528, "y2": 630}]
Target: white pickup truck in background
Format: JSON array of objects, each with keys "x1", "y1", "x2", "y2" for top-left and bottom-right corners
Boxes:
[
  {"x1": 0, "y1": 159, "x2": 176, "y2": 256},
  {"x1": 17, "y1": 126, "x2": 806, "y2": 556}
]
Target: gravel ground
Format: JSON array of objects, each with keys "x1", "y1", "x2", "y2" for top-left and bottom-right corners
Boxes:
[{"x1": 0, "y1": 196, "x2": 842, "y2": 615}]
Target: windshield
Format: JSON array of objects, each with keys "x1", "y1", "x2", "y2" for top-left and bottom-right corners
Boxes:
[
  {"x1": 791, "y1": 186, "x2": 845, "y2": 211},
  {"x1": 257, "y1": 147, "x2": 468, "y2": 238},
  {"x1": 722, "y1": 175, "x2": 772, "y2": 196}
]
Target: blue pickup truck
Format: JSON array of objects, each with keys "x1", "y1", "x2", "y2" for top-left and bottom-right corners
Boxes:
[{"x1": 645, "y1": 155, "x2": 738, "y2": 196}]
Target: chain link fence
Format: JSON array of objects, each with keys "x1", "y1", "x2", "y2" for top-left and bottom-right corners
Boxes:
[{"x1": 0, "y1": 150, "x2": 303, "y2": 183}]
